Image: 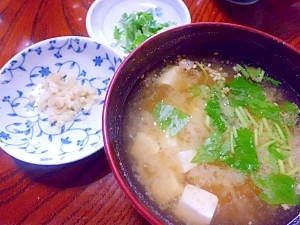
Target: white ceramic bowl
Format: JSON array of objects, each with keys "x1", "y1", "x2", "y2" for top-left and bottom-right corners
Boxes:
[
  {"x1": 86, "y1": 0, "x2": 191, "y2": 57},
  {"x1": 0, "y1": 36, "x2": 122, "y2": 165}
]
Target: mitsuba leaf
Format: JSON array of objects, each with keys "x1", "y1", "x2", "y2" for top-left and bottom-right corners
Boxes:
[
  {"x1": 153, "y1": 101, "x2": 190, "y2": 136},
  {"x1": 205, "y1": 101, "x2": 227, "y2": 133},
  {"x1": 265, "y1": 76, "x2": 282, "y2": 86},
  {"x1": 253, "y1": 174, "x2": 300, "y2": 205},
  {"x1": 227, "y1": 77, "x2": 266, "y2": 107},
  {"x1": 282, "y1": 101, "x2": 299, "y2": 126},
  {"x1": 113, "y1": 11, "x2": 174, "y2": 53},
  {"x1": 188, "y1": 85, "x2": 211, "y2": 100},
  {"x1": 268, "y1": 144, "x2": 285, "y2": 160},
  {"x1": 244, "y1": 65, "x2": 265, "y2": 82},
  {"x1": 191, "y1": 131, "x2": 223, "y2": 163},
  {"x1": 236, "y1": 64, "x2": 265, "y2": 82},
  {"x1": 236, "y1": 64, "x2": 250, "y2": 78},
  {"x1": 223, "y1": 128, "x2": 259, "y2": 173},
  {"x1": 247, "y1": 99, "x2": 282, "y2": 123},
  {"x1": 219, "y1": 136, "x2": 231, "y2": 157}
]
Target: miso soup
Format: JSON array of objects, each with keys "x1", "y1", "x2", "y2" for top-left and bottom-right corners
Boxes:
[{"x1": 122, "y1": 54, "x2": 300, "y2": 225}]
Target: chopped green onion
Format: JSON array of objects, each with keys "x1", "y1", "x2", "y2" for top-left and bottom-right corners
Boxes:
[
  {"x1": 262, "y1": 118, "x2": 271, "y2": 133},
  {"x1": 244, "y1": 107, "x2": 259, "y2": 127},
  {"x1": 230, "y1": 131, "x2": 235, "y2": 154},
  {"x1": 261, "y1": 140, "x2": 277, "y2": 148},
  {"x1": 232, "y1": 126, "x2": 238, "y2": 138},
  {"x1": 282, "y1": 145, "x2": 292, "y2": 150},
  {"x1": 205, "y1": 115, "x2": 211, "y2": 128},
  {"x1": 278, "y1": 159, "x2": 285, "y2": 174},
  {"x1": 258, "y1": 120, "x2": 264, "y2": 136},
  {"x1": 287, "y1": 167, "x2": 300, "y2": 176},
  {"x1": 254, "y1": 128, "x2": 258, "y2": 146},
  {"x1": 275, "y1": 123, "x2": 286, "y2": 140},
  {"x1": 288, "y1": 157, "x2": 295, "y2": 169},
  {"x1": 235, "y1": 108, "x2": 248, "y2": 127}
]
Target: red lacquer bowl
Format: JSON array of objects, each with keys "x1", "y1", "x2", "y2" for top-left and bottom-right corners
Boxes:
[{"x1": 103, "y1": 22, "x2": 300, "y2": 225}]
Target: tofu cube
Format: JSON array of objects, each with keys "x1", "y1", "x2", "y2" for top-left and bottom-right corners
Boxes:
[
  {"x1": 157, "y1": 66, "x2": 188, "y2": 91},
  {"x1": 177, "y1": 150, "x2": 198, "y2": 173},
  {"x1": 150, "y1": 172, "x2": 184, "y2": 206},
  {"x1": 131, "y1": 132, "x2": 159, "y2": 161},
  {"x1": 175, "y1": 184, "x2": 218, "y2": 225}
]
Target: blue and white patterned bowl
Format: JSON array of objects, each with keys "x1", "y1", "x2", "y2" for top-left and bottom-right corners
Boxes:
[{"x1": 0, "y1": 36, "x2": 123, "y2": 165}]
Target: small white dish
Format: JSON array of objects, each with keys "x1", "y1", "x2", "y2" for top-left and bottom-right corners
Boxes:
[
  {"x1": 86, "y1": 0, "x2": 191, "y2": 57},
  {"x1": 0, "y1": 36, "x2": 123, "y2": 165}
]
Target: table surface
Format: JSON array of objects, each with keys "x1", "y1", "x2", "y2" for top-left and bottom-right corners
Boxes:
[{"x1": 0, "y1": 0, "x2": 300, "y2": 224}]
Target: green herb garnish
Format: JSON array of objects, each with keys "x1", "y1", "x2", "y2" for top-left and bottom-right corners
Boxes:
[
  {"x1": 227, "y1": 77, "x2": 266, "y2": 107},
  {"x1": 153, "y1": 101, "x2": 190, "y2": 136},
  {"x1": 282, "y1": 101, "x2": 299, "y2": 126},
  {"x1": 113, "y1": 11, "x2": 175, "y2": 53},
  {"x1": 265, "y1": 76, "x2": 282, "y2": 86},
  {"x1": 205, "y1": 100, "x2": 227, "y2": 133},
  {"x1": 222, "y1": 128, "x2": 259, "y2": 173},
  {"x1": 188, "y1": 85, "x2": 211, "y2": 100},
  {"x1": 247, "y1": 99, "x2": 283, "y2": 123},
  {"x1": 191, "y1": 131, "x2": 223, "y2": 163},
  {"x1": 236, "y1": 64, "x2": 265, "y2": 82},
  {"x1": 253, "y1": 174, "x2": 300, "y2": 205}
]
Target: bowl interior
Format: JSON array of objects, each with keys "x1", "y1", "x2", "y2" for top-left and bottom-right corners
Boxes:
[{"x1": 103, "y1": 23, "x2": 300, "y2": 224}]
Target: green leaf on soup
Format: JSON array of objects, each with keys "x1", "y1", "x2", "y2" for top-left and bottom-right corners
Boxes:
[
  {"x1": 223, "y1": 128, "x2": 259, "y2": 173},
  {"x1": 247, "y1": 99, "x2": 283, "y2": 123},
  {"x1": 236, "y1": 64, "x2": 250, "y2": 78},
  {"x1": 227, "y1": 77, "x2": 266, "y2": 107},
  {"x1": 191, "y1": 131, "x2": 223, "y2": 163},
  {"x1": 153, "y1": 101, "x2": 190, "y2": 136},
  {"x1": 268, "y1": 144, "x2": 285, "y2": 160},
  {"x1": 205, "y1": 100, "x2": 227, "y2": 133},
  {"x1": 219, "y1": 97, "x2": 236, "y2": 125},
  {"x1": 253, "y1": 174, "x2": 300, "y2": 205},
  {"x1": 188, "y1": 85, "x2": 211, "y2": 100},
  {"x1": 244, "y1": 65, "x2": 265, "y2": 82},
  {"x1": 265, "y1": 76, "x2": 282, "y2": 86},
  {"x1": 236, "y1": 64, "x2": 265, "y2": 83},
  {"x1": 282, "y1": 101, "x2": 299, "y2": 126},
  {"x1": 219, "y1": 136, "x2": 231, "y2": 157}
]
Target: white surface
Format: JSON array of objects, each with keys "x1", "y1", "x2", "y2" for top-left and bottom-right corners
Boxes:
[
  {"x1": 86, "y1": 0, "x2": 191, "y2": 57},
  {"x1": 178, "y1": 149, "x2": 198, "y2": 173},
  {"x1": 0, "y1": 36, "x2": 122, "y2": 165},
  {"x1": 176, "y1": 184, "x2": 219, "y2": 225}
]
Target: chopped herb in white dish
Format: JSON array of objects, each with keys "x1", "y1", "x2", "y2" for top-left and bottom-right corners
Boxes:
[{"x1": 112, "y1": 11, "x2": 175, "y2": 53}]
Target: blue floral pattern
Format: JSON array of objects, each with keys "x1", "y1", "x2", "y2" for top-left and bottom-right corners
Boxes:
[{"x1": 0, "y1": 36, "x2": 122, "y2": 165}]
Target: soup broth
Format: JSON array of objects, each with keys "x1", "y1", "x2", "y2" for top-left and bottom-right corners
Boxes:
[{"x1": 122, "y1": 54, "x2": 300, "y2": 225}]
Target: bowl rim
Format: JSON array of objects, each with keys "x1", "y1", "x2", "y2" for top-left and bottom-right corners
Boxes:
[{"x1": 102, "y1": 22, "x2": 300, "y2": 224}]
